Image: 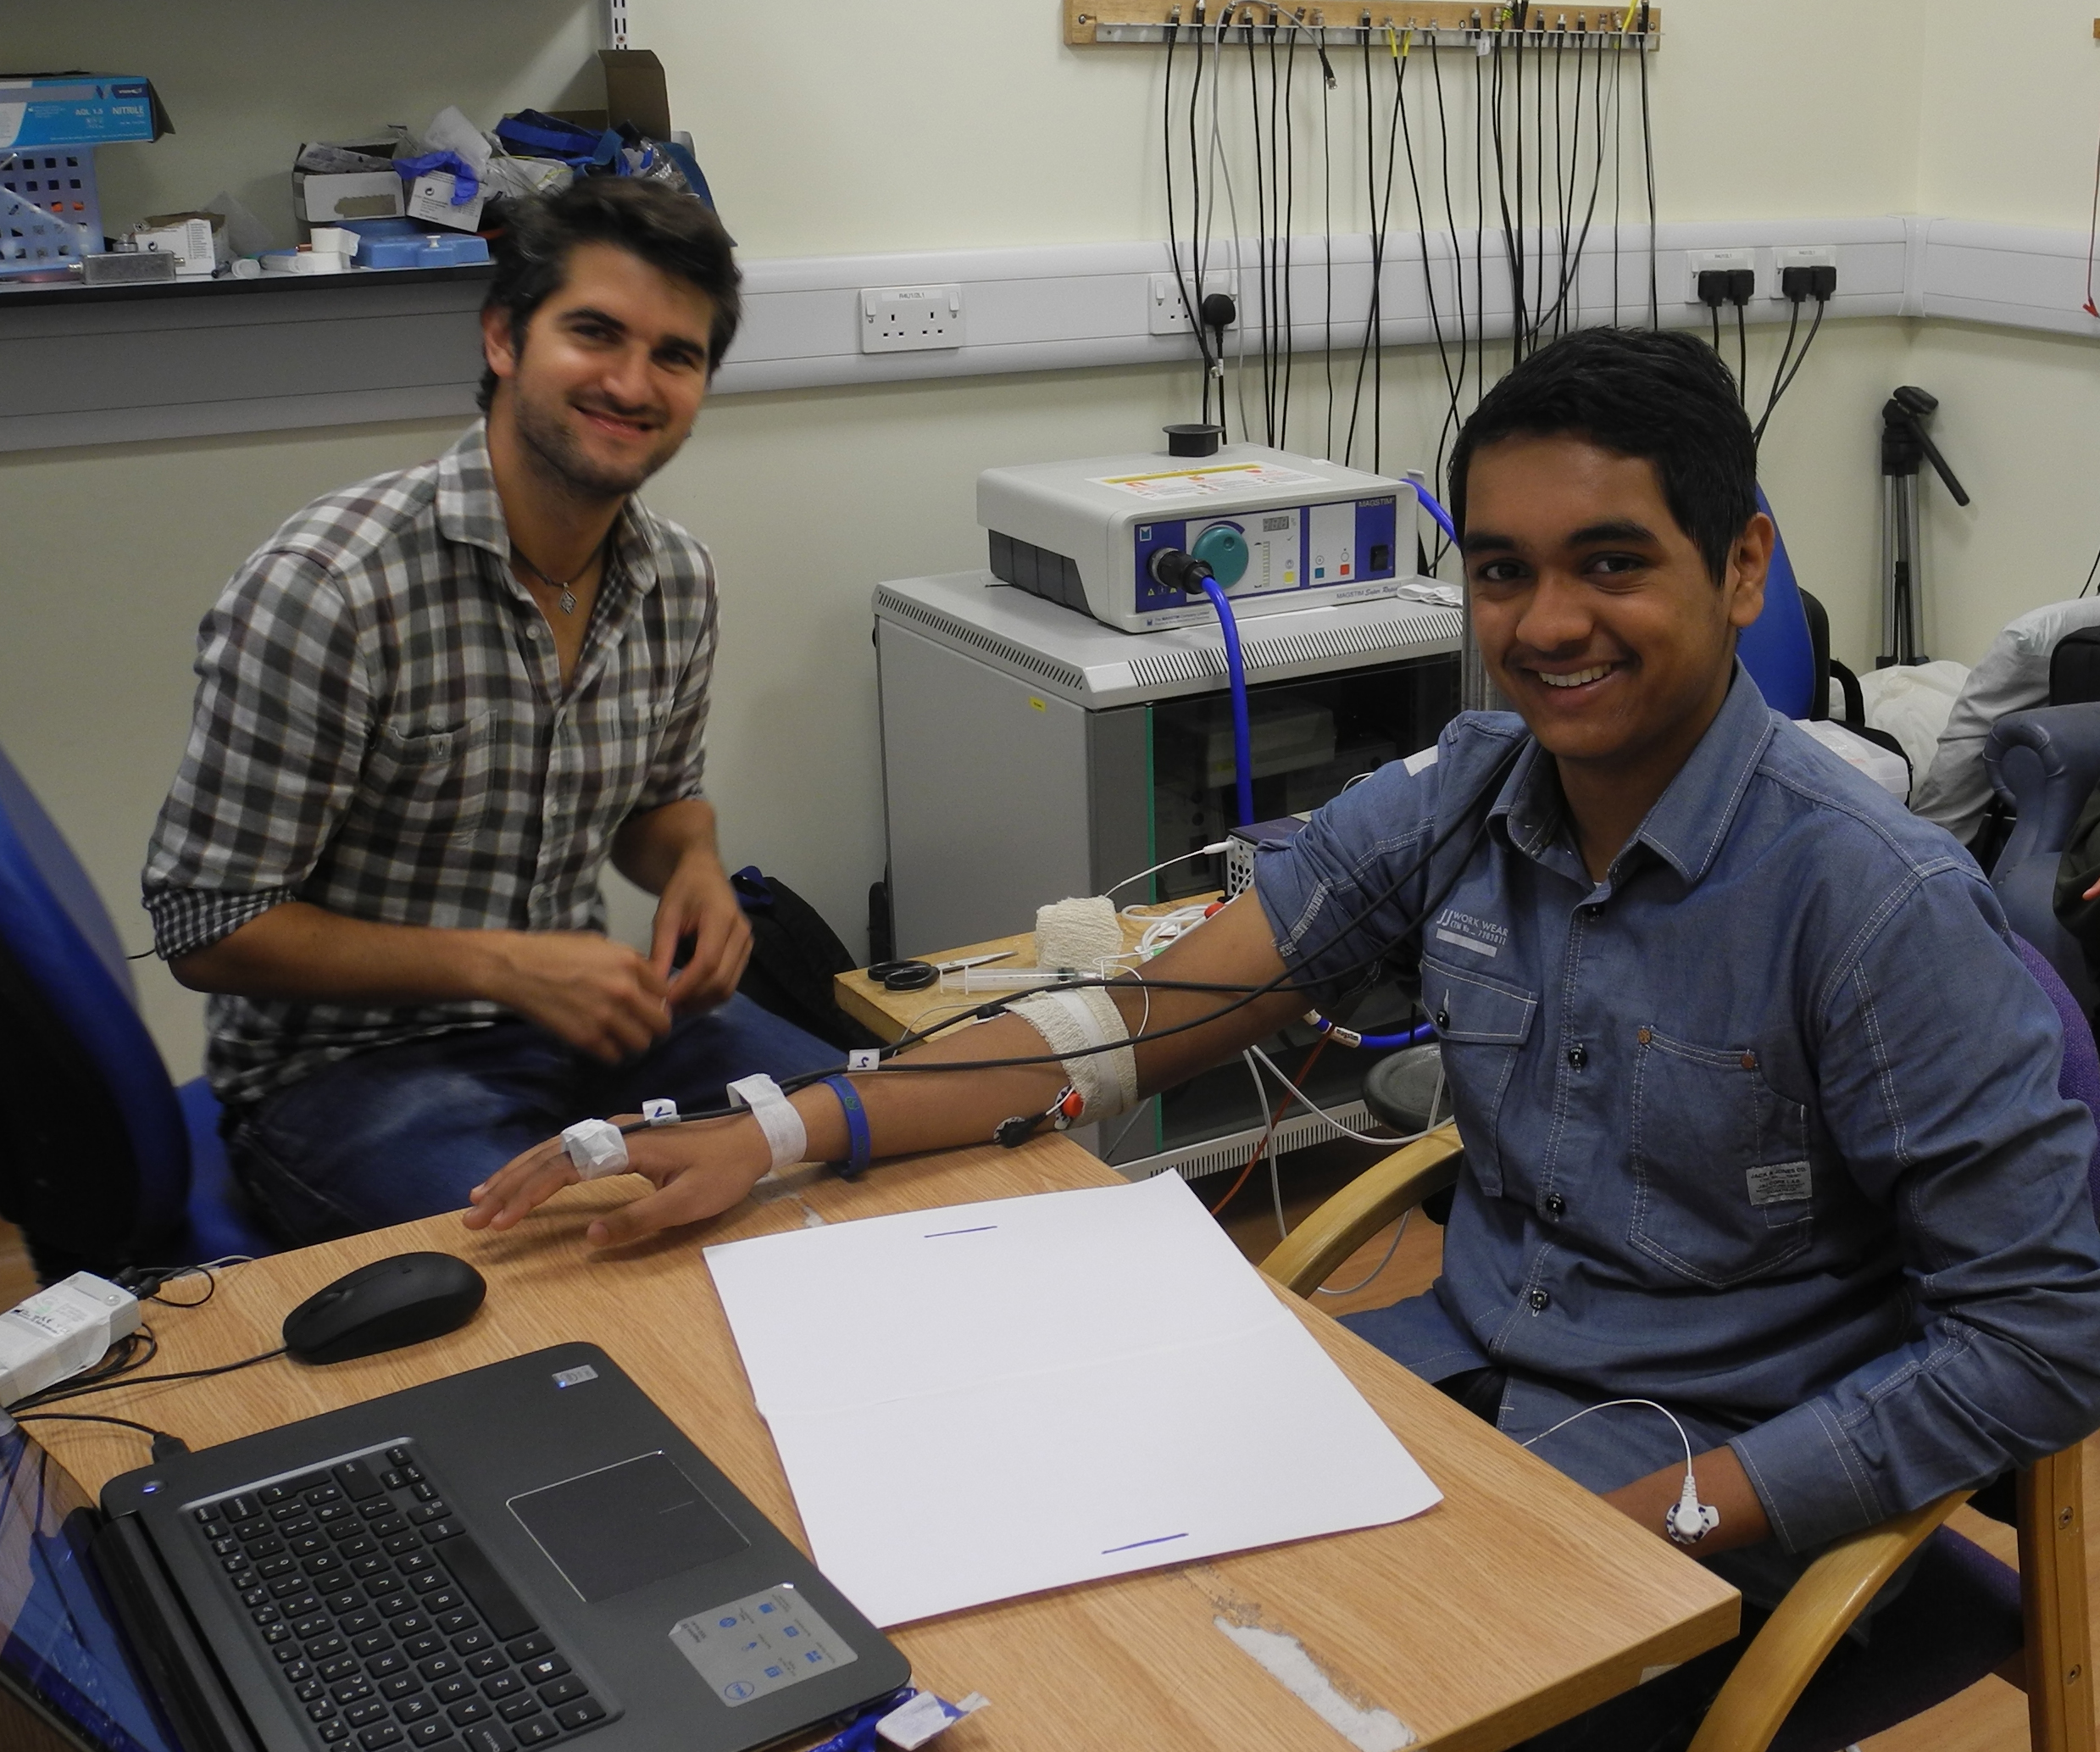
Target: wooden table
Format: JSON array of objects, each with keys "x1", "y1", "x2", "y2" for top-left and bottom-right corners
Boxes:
[
  {"x1": 44, "y1": 1140, "x2": 1736, "y2": 1752},
  {"x1": 836, "y1": 900, "x2": 1217, "y2": 1043}
]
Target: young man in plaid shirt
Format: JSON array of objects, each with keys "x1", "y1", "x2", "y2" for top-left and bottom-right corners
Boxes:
[{"x1": 143, "y1": 180, "x2": 833, "y2": 1243}]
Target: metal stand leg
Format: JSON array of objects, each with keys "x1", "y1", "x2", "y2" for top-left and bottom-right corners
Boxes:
[{"x1": 1878, "y1": 387, "x2": 1967, "y2": 668}]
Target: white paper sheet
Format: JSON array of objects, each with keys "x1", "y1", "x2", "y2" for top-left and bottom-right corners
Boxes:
[{"x1": 705, "y1": 1171, "x2": 1441, "y2": 1627}]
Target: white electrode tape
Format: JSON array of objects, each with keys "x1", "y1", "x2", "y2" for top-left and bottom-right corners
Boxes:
[
  {"x1": 1008, "y1": 986, "x2": 1137, "y2": 1120},
  {"x1": 561, "y1": 1118, "x2": 630, "y2": 1180},
  {"x1": 727, "y1": 1073, "x2": 808, "y2": 1171}
]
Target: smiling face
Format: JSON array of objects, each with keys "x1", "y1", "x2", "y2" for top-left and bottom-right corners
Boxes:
[
  {"x1": 1462, "y1": 432, "x2": 1770, "y2": 787},
  {"x1": 481, "y1": 240, "x2": 717, "y2": 501}
]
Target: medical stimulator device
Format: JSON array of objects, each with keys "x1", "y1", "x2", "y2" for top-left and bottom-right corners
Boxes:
[{"x1": 979, "y1": 440, "x2": 1417, "y2": 635}]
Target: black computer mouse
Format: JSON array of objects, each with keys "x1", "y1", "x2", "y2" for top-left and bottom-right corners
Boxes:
[{"x1": 282, "y1": 1252, "x2": 487, "y2": 1365}]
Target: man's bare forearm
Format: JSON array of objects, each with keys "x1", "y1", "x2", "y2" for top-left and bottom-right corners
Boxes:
[
  {"x1": 613, "y1": 798, "x2": 721, "y2": 896},
  {"x1": 169, "y1": 901, "x2": 519, "y2": 1007}
]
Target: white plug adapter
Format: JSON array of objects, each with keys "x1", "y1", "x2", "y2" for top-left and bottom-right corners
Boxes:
[{"x1": 0, "y1": 1272, "x2": 142, "y2": 1406}]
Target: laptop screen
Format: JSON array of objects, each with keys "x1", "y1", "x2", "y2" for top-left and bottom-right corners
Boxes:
[{"x1": 0, "y1": 1416, "x2": 178, "y2": 1752}]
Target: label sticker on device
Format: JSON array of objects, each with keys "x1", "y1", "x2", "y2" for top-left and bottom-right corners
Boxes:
[
  {"x1": 669, "y1": 1585, "x2": 858, "y2": 1706},
  {"x1": 1090, "y1": 461, "x2": 1325, "y2": 501}
]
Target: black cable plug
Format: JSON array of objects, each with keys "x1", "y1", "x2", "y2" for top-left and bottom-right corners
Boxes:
[
  {"x1": 1780, "y1": 264, "x2": 1838, "y2": 303},
  {"x1": 1200, "y1": 291, "x2": 1238, "y2": 330},
  {"x1": 1148, "y1": 548, "x2": 1216, "y2": 596},
  {"x1": 1725, "y1": 268, "x2": 1755, "y2": 307},
  {"x1": 151, "y1": 1432, "x2": 190, "y2": 1462},
  {"x1": 1696, "y1": 270, "x2": 1729, "y2": 309}
]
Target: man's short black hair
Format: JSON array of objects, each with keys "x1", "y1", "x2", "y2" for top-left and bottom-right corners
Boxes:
[
  {"x1": 476, "y1": 179, "x2": 742, "y2": 412},
  {"x1": 1447, "y1": 328, "x2": 1756, "y2": 585}
]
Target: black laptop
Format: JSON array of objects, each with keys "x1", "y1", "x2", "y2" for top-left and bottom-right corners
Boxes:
[{"x1": 0, "y1": 1342, "x2": 908, "y2": 1752}]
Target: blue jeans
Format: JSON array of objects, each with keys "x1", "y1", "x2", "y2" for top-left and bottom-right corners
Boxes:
[{"x1": 225, "y1": 995, "x2": 840, "y2": 1245}]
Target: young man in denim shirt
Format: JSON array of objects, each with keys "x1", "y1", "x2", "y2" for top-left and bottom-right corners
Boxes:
[{"x1": 472, "y1": 329, "x2": 2100, "y2": 1746}]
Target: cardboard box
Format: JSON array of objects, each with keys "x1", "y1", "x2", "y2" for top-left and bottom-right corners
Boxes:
[
  {"x1": 0, "y1": 74, "x2": 171, "y2": 150},
  {"x1": 599, "y1": 50, "x2": 671, "y2": 141},
  {"x1": 295, "y1": 170, "x2": 403, "y2": 224},
  {"x1": 293, "y1": 138, "x2": 406, "y2": 225},
  {"x1": 403, "y1": 171, "x2": 485, "y2": 232},
  {"x1": 136, "y1": 209, "x2": 226, "y2": 276}
]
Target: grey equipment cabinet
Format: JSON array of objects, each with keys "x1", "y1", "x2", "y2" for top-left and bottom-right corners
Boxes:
[{"x1": 874, "y1": 568, "x2": 1461, "y2": 1182}]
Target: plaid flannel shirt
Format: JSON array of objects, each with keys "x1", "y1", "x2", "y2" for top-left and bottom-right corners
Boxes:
[{"x1": 142, "y1": 422, "x2": 719, "y2": 1108}]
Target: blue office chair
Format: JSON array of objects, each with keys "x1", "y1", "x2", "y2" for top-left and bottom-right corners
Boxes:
[
  {"x1": 0, "y1": 742, "x2": 274, "y2": 1282},
  {"x1": 1985, "y1": 705, "x2": 2100, "y2": 1021},
  {"x1": 1736, "y1": 487, "x2": 1819, "y2": 720}
]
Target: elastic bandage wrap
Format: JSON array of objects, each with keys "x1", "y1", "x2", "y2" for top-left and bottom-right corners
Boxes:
[
  {"x1": 562, "y1": 1118, "x2": 629, "y2": 1180},
  {"x1": 1008, "y1": 986, "x2": 1138, "y2": 1120},
  {"x1": 727, "y1": 1073, "x2": 808, "y2": 1171}
]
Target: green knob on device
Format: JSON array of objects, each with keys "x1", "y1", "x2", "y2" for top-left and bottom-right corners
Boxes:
[{"x1": 1190, "y1": 523, "x2": 1249, "y2": 587}]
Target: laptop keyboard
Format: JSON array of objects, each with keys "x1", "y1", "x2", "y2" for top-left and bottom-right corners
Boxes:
[{"x1": 191, "y1": 1444, "x2": 614, "y2": 1752}]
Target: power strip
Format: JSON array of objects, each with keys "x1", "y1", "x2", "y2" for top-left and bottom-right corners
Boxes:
[{"x1": 0, "y1": 1272, "x2": 141, "y2": 1406}]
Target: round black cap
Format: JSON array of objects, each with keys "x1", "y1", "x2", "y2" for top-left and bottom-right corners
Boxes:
[{"x1": 1164, "y1": 424, "x2": 1224, "y2": 459}]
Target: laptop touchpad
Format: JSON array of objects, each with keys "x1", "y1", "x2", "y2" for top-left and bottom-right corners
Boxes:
[{"x1": 510, "y1": 1453, "x2": 748, "y2": 1603}]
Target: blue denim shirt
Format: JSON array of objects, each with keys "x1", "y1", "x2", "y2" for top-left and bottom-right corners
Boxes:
[{"x1": 1255, "y1": 668, "x2": 2100, "y2": 1560}]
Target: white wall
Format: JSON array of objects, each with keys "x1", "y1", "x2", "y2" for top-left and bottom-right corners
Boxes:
[
  {"x1": 1903, "y1": 0, "x2": 2100, "y2": 661},
  {"x1": 8, "y1": 0, "x2": 2095, "y2": 1081}
]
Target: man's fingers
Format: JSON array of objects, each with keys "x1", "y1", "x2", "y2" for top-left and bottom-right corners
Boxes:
[
  {"x1": 584, "y1": 1177, "x2": 728, "y2": 1249},
  {"x1": 669, "y1": 915, "x2": 753, "y2": 1012},
  {"x1": 2086, "y1": 875, "x2": 2100, "y2": 902},
  {"x1": 647, "y1": 908, "x2": 686, "y2": 983},
  {"x1": 462, "y1": 1140, "x2": 580, "y2": 1230}
]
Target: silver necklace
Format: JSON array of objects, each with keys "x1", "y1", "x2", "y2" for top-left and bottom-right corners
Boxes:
[{"x1": 511, "y1": 539, "x2": 603, "y2": 615}]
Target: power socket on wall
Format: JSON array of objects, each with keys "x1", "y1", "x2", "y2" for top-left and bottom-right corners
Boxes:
[
  {"x1": 1685, "y1": 248, "x2": 1757, "y2": 303},
  {"x1": 1147, "y1": 270, "x2": 1240, "y2": 335},
  {"x1": 860, "y1": 284, "x2": 965, "y2": 353}
]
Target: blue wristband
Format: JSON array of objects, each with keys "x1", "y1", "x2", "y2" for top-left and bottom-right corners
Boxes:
[{"x1": 822, "y1": 1076, "x2": 872, "y2": 1180}]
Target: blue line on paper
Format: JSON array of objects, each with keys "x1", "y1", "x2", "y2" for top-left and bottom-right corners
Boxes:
[
  {"x1": 921, "y1": 1225, "x2": 998, "y2": 1238},
  {"x1": 1101, "y1": 1532, "x2": 1190, "y2": 1554}
]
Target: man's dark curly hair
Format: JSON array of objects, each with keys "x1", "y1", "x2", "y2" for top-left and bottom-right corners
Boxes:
[
  {"x1": 1447, "y1": 327, "x2": 1757, "y2": 585},
  {"x1": 477, "y1": 178, "x2": 741, "y2": 412}
]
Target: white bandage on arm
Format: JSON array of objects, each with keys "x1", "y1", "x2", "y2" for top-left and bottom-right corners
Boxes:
[
  {"x1": 562, "y1": 1118, "x2": 630, "y2": 1180},
  {"x1": 1008, "y1": 986, "x2": 1138, "y2": 1119},
  {"x1": 726, "y1": 1073, "x2": 809, "y2": 1171}
]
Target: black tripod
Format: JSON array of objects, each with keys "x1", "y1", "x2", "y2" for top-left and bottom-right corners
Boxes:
[{"x1": 1878, "y1": 386, "x2": 1970, "y2": 668}]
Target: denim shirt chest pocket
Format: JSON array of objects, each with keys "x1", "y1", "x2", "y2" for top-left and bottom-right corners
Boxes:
[
  {"x1": 1421, "y1": 954, "x2": 1538, "y2": 1198},
  {"x1": 1630, "y1": 1026, "x2": 1814, "y2": 1288}
]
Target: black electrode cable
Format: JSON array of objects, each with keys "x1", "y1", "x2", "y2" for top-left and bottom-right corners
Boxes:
[
  {"x1": 1371, "y1": 25, "x2": 1408, "y2": 473},
  {"x1": 1245, "y1": 15, "x2": 1270, "y2": 442},
  {"x1": 1319, "y1": 19, "x2": 1337, "y2": 459},
  {"x1": 1753, "y1": 294, "x2": 1803, "y2": 448},
  {"x1": 1638, "y1": 8, "x2": 1658, "y2": 327},
  {"x1": 1429, "y1": 31, "x2": 1472, "y2": 511},
  {"x1": 1164, "y1": 19, "x2": 1218, "y2": 422},
  {"x1": 1734, "y1": 302, "x2": 1747, "y2": 408},
  {"x1": 1344, "y1": 21, "x2": 1382, "y2": 466},
  {"x1": 1279, "y1": 15, "x2": 1301, "y2": 448},
  {"x1": 1400, "y1": 28, "x2": 1461, "y2": 566},
  {"x1": 628, "y1": 743, "x2": 1531, "y2": 1121},
  {"x1": 1753, "y1": 290, "x2": 1829, "y2": 442}
]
